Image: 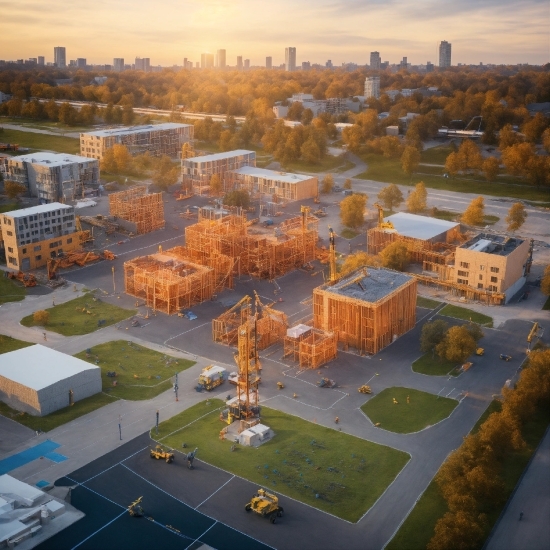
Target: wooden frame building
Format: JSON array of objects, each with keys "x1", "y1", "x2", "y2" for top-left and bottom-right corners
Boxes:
[{"x1": 109, "y1": 186, "x2": 165, "y2": 234}]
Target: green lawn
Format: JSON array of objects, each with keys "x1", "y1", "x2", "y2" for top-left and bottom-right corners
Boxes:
[
  {"x1": 0, "y1": 128, "x2": 79, "y2": 155},
  {"x1": 286, "y1": 155, "x2": 348, "y2": 174},
  {"x1": 471, "y1": 400, "x2": 502, "y2": 434},
  {"x1": 340, "y1": 228, "x2": 359, "y2": 239},
  {"x1": 416, "y1": 296, "x2": 441, "y2": 309},
  {"x1": 20, "y1": 293, "x2": 136, "y2": 336},
  {"x1": 428, "y1": 208, "x2": 460, "y2": 222},
  {"x1": 0, "y1": 334, "x2": 33, "y2": 354},
  {"x1": 420, "y1": 145, "x2": 453, "y2": 165},
  {"x1": 156, "y1": 400, "x2": 410, "y2": 522},
  {"x1": 484, "y1": 214, "x2": 500, "y2": 225},
  {"x1": 361, "y1": 387, "x2": 458, "y2": 433},
  {"x1": 412, "y1": 352, "x2": 457, "y2": 376},
  {"x1": 0, "y1": 203, "x2": 20, "y2": 214},
  {"x1": 0, "y1": 276, "x2": 26, "y2": 305},
  {"x1": 439, "y1": 304, "x2": 493, "y2": 327},
  {"x1": 74, "y1": 340, "x2": 195, "y2": 400},
  {"x1": 0, "y1": 117, "x2": 93, "y2": 133},
  {"x1": 0, "y1": 392, "x2": 118, "y2": 432}
]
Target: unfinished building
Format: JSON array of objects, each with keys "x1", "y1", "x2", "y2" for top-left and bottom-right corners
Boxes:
[
  {"x1": 181, "y1": 150, "x2": 256, "y2": 195},
  {"x1": 1, "y1": 152, "x2": 99, "y2": 203},
  {"x1": 283, "y1": 324, "x2": 338, "y2": 369},
  {"x1": 313, "y1": 267, "x2": 417, "y2": 355},
  {"x1": 108, "y1": 186, "x2": 165, "y2": 234},
  {"x1": 124, "y1": 246, "x2": 234, "y2": 314},
  {"x1": 80, "y1": 123, "x2": 193, "y2": 160}
]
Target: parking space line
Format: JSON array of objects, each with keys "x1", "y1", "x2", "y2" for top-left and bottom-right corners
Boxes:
[
  {"x1": 194, "y1": 475, "x2": 235, "y2": 509},
  {"x1": 66, "y1": 476, "x2": 124, "y2": 509},
  {"x1": 71, "y1": 509, "x2": 127, "y2": 550},
  {"x1": 184, "y1": 521, "x2": 218, "y2": 550},
  {"x1": 79, "y1": 445, "x2": 149, "y2": 484}
]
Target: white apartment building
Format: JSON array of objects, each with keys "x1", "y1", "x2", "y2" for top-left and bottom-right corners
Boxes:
[{"x1": 364, "y1": 76, "x2": 380, "y2": 99}]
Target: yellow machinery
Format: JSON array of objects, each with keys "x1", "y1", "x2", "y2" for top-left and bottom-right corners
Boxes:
[
  {"x1": 245, "y1": 488, "x2": 284, "y2": 523},
  {"x1": 476, "y1": 348, "x2": 485, "y2": 356},
  {"x1": 103, "y1": 250, "x2": 117, "y2": 260},
  {"x1": 197, "y1": 365, "x2": 227, "y2": 391},
  {"x1": 358, "y1": 385, "x2": 372, "y2": 394},
  {"x1": 277, "y1": 381, "x2": 285, "y2": 389},
  {"x1": 328, "y1": 226, "x2": 337, "y2": 283},
  {"x1": 150, "y1": 445, "x2": 175, "y2": 463},
  {"x1": 128, "y1": 496, "x2": 144, "y2": 517},
  {"x1": 76, "y1": 216, "x2": 93, "y2": 245},
  {"x1": 527, "y1": 322, "x2": 539, "y2": 343},
  {"x1": 374, "y1": 203, "x2": 395, "y2": 230}
]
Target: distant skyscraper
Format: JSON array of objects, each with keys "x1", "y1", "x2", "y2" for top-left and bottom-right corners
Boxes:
[
  {"x1": 76, "y1": 58, "x2": 87, "y2": 69},
  {"x1": 201, "y1": 53, "x2": 214, "y2": 68},
  {"x1": 54, "y1": 47, "x2": 66, "y2": 68},
  {"x1": 237, "y1": 56, "x2": 243, "y2": 70},
  {"x1": 399, "y1": 57, "x2": 408, "y2": 70},
  {"x1": 183, "y1": 57, "x2": 188, "y2": 68},
  {"x1": 285, "y1": 47, "x2": 296, "y2": 71},
  {"x1": 370, "y1": 51, "x2": 381, "y2": 69},
  {"x1": 135, "y1": 57, "x2": 150, "y2": 72},
  {"x1": 216, "y1": 49, "x2": 226, "y2": 68},
  {"x1": 244, "y1": 59, "x2": 250, "y2": 70},
  {"x1": 426, "y1": 61, "x2": 434, "y2": 73},
  {"x1": 113, "y1": 58, "x2": 124, "y2": 72},
  {"x1": 266, "y1": 56, "x2": 272, "y2": 69},
  {"x1": 302, "y1": 61, "x2": 310, "y2": 70},
  {"x1": 439, "y1": 40, "x2": 452, "y2": 67},
  {"x1": 326, "y1": 60, "x2": 333, "y2": 68},
  {"x1": 364, "y1": 76, "x2": 380, "y2": 99},
  {"x1": 37, "y1": 56, "x2": 45, "y2": 66}
]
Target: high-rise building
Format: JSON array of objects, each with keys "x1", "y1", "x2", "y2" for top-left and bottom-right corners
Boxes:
[
  {"x1": 135, "y1": 57, "x2": 150, "y2": 72},
  {"x1": 216, "y1": 49, "x2": 226, "y2": 68},
  {"x1": 183, "y1": 57, "x2": 187, "y2": 68},
  {"x1": 201, "y1": 53, "x2": 214, "y2": 68},
  {"x1": 439, "y1": 40, "x2": 452, "y2": 68},
  {"x1": 302, "y1": 61, "x2": 310, "y2": 70},
  {"x1": 76, "y1": 58, "x2": 87, "y2": 69},
  {"x1": 426, "y1": 61, "x2": 434, "y2": 73},
  {"x1": 399, "y1": 57, "x2": 408, "y2": 70},
  {"x1": 113, "y1": 58, "x2": 124, "y2": 72},
  {"x1": 54, "y1": 47, "x2": 66, "y2": 68},
  {"x1": 244, "y1": 59, "x2": 250, "y2": 70},
  {"x1": 326, "y1": 60, "x2": 333, "y2": 68},
  {"x1": 364, "y1": 76, "x2": 380, "y2": 99},
  {"x1": 285, "y1": 47, "x2": 296, "y2": 72},
  {"x1": 237, "y1": 56, "x2": 243, "y2": 70},
  {"x1": 370, "y1": 51, "x2": 381, "y2": 69},
  {"x1": 266, "y1": 56, "x2": 272, "y2": 69},
  {"x1": 37, "y1": 56, "x2": 45, "y2": 66}
]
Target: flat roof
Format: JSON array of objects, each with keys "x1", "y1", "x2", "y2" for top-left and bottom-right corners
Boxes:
[
  {"x1": 385, "y1": 212, "x2": 459, "y2": 240},
  {"x1": 3, "y1": 202, "x2": 72, "y2": 219},
  {"x1": 232, "y1": 166, "x2": 312, "y2": 184},
  {"x1": 323, "y1": 267, "x2": 413, "y2": 303},
  {"x1": 460, "y1": 233, "x2": 524, "y2": 256},
  {"x1": 11, "y1": 151, "x2": 94, "y2": 167},
  {"x1": 184, "y1": 150, "x2": 255, "y2": 163},
  {"x1": 0, "y1": 345, "x2": 99, "y2": 391},
  {"x1": 81, "y1": 123, "x2": 192, "y2": 138}
]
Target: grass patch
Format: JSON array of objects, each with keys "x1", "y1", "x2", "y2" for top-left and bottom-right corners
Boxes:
[
  {"x1": 416, "y1": 296, "x2": 441, "y2": 309},
  {"x1": 484, "y1": 214, "x2": 500, "y2": 225},
  {"x1": 412, "y1": 352, "x2": 457, "y2": 376},
  {"x1": 420, "y1": 145, "x2": 453, "y2": 165},
  {"x1": 471, "y1": 400, "x2": 502, "y2": 435},
  {"x1": 0, "y1": 334, "x2": 33, "y2": 354},
  {"x1": 542, "y1": 296, "x2": 550, "y2": 311},
  {"x1": 0, "y1": 128, "x2": 79, "y2": 155},
  {"x1": 439, "y1": 304, "x2": 493, "y2": 327},
  {"x1": 0, "y1": 276, "x2": 26, "y2": 305},
  {"x1": 334, "y1": 160, "x2": 356, "y2": 173},
  {"x1": 429, "y1": 208, "x2": 460, "y2": 222},
  {"x1": 156, "y1": 400, "x2": 410, "y2": 522},
  {"x1": 20, "y1": 293, "x2": 136, "y2": 336},
  {"x1": 74, "y1": 340, "x2": 195, "y2": 400},
  {"x1": 0, "y1": 392, "x2": 118, "y2": 432},
  {"x1": 361, "y1": 387, "x2": 458, "y2": 433},
  {"x1": 0, "y1": 203, "x2": 19, "y2": 214},
  {"x1": 0, "y1": 117, "x2": 93, "y2": 133},
  {"x1": 340, "y1": 228, "x2": 359, "y2": 239},
  {"x1": 285, "y1": 155, "x2": 347, "y2": 174}
]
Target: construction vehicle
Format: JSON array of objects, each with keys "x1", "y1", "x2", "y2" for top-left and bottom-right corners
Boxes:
[
  {"x1": 476, "y1": 348, "x2": 485, "y2": 356},
  {"x1": 128, "y1": 496, "x2": 144, "y2": 517},
  {"x1": 8, "y1": 271, "x2": 37, "y2": 287},
  {"x1": 197, "y1": 365, "x2": 226, "y2": 391},
  {"x1": 150, "y1": 445, "x2": 175, "y2": 463},
  {"x1": 318, "y1": 377, "x2": 336, "y2": 388},
  {"x1": 527, "y1": 322, "x2": 539, "y2": 343},
  {"x1": 358, "y1": 385, "x2": 372, "y2": 394},
  {"x1": 245, "y1": 488, "x2": 284, "y2": 523},
  {"x1": 500, "y1": 354, "x2": 512, "y2": 361},
  {"x1": 277, "y1": 381, "x2": 285, "y2": 390},
  {"x1": 314, "y1": 208, "x2": 327, "y2": 217},
  {"x1": 228, "y1": 372, "x2": 239, "y2": 385},
  {"x1": 103, "y1": 250, "x2": 116, "y2": 260},
  {"x1": 374, "y1": 203, "x2": 395, "y2": 230}
]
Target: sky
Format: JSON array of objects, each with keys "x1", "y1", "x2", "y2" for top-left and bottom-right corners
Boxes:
[{"x1": 2, "y1": 0, "x2": 549, "y2": 67}]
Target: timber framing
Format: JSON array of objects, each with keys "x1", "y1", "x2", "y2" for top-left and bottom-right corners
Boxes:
[
  {"x1": 109, "y1": 186, "x2": 165, "y2": 234},
  {"x1": 283, "y1": 324, "x2": 338, "y2": 369}
]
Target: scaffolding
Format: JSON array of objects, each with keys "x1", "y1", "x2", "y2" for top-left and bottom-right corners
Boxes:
[
  {"x1": 109, "y1": 186, "x2": 165, "y2": 234},
  {"x1": 283, "y1": 324, "x2": 338, "y2": 369}
]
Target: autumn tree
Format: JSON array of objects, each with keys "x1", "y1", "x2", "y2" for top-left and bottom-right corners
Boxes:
[
  {"x1": 436, "y1": 325, "x2": 477, "y2": 364},
  {"x1": 223, "y1": 190, "x2": 250, "y2": 208},
  {"x1": 428, "y1": 509, "x2": 487, "y2": 550},
  {"x1": 339, "y1": 252, "x2": 381, "y2": 276},
  {"x1": 321, "y1": 173, "x2": 334, "y2": 194},
  {"x1": 181, "y1": 142, "x2": 194, "y2": 158},
  {"x1": 377, "y1": 184, "x2": 403, "y2": 212},
  {"x1": 379, "y1": 136, "x2": 404, "y2": 159},
  {"x1": 379, "y1": 241, "x2": 409, "y2": 271},
  {"x1": 407, "y1": 181, "x2": 427, "y2": 213},
  {"x1": 522, "y1": 113, "x2": 548, "y2": 143},
  {"x1": 339, "y1": 193, "x2": 367, "y2": 229},
  {"x1": 540, "y1": 265, "x2": 550, "y2": 297},
  {"x1": 482, "y1": 157, "x2": 500, "y2": 182},
  {"x1": 209, "y1": 173, "x2": 222, "y2": 195},
  {"x1": 498, "y1": 124, "x2": 522, "y2": 151},
  {"x1": 4, "y1": 181, "x2": 27, "y2": 201},
  {"x1": 501, "y1": 142, "x2": 535, "y2": 177},
  {"x1": 542, "y1": 128, "x2": 550, "y2": 154},
  {"x1": 506, "y1": 202, "x2": 527, "y2": 231},
  {"x1": 461, "y1": 196, "x2": 485, "y2": 226},
  {"x1": 300, "y1": 136, "x2": 321, "y2": 164},
  {"x1": 420, "y1": 320, "x2": 449, "y2": 355},
  {"x1": 444, "y1": 151, "x2": 461, "y2": 177},
  {"x1": 401, "y1": 145, "x2": 421, "y2": 176},
  {"x1": 343, "y1": 178, "x2": 352, "y2": 190},
  {"x1": 152, "y1": 156, "x2": 179, "y2": 190},
  {"x1": 33, "y1": 310, "x2": 49, "y2": 326}
]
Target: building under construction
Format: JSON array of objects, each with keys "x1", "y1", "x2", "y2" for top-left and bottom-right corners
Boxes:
[
  {"x1": 313, "y1": 267, "x2": 417, "y2": 355},
  {"x1": 124, "y1": 246, "x2": 234, "y2": 314},
  {"x1": 108, "y1": 186, "x2": 165, "y2": 234},
  {"x1": 283, "y1": 323, "x2": 338, "y2": 369}
]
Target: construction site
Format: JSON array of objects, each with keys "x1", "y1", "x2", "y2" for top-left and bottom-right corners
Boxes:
[{"x1": 108, "y1": 186, "x2": 165, "y2": 235}]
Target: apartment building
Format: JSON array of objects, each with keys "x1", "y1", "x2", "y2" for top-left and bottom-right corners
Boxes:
[
  {"x1": 1, "y1": 203, "x2": 80, "y2": 271},
  {"x1": 285, "y1": 47, "x2": 296, "y2": 71},
  {"x1": 364, "y1": 76, "x2": 381, "y2": 99},
  {"x1": 80, "y1": 123, "x2": 193, "y2": 160},
  {"x1": 439, "y1": 41, "x2": 452, "y2": 68},
  {"x1": 54, "y1": 47, "x2": 66, "y2": 68},
  {"x1": 1, "y1": 152, "x2": 99, "y2": 203}
]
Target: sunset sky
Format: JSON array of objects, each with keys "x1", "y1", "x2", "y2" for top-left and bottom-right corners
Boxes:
[{"x1": 2, "y1": 0, "x2": 549, "y2": 67}]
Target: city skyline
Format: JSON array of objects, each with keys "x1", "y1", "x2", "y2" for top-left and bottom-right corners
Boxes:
[{"x1": 2, "y1": 0, "x2": 548, "y2": 66}]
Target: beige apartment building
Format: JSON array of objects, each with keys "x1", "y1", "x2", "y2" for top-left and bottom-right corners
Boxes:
[
  {"x1": 80, "y1": 123, "x2": 193, "y2": 160},
  {"x1": 453, "y1": 233, "x2": 530, "y2": 303}
]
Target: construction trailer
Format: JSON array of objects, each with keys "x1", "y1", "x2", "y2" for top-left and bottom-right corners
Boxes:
[
  {"x1": 124, "y1": 247, "x2": 234, "y2": 314},
  {"x1": 313, "y1": 267, "x2": 417, "y2": 355},
  {"x1": 283, "y1": 323, "x2": 338, "y2": 369},
  {"x1": 108, "y1": 186, "x2": 165, "y2": 234}
]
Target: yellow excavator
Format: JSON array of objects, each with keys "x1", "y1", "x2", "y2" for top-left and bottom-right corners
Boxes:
[{"x1": 245, "y1": 488, "x2": 284, "y2": 524}]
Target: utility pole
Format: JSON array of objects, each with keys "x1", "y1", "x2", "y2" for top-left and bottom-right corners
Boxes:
[
  {"x1": 112, "y1": 266, "x2": 116, "y2": 294},
  {"x1": 174, "y1": 372, "x2": 179, "y2": 402},
  {"x1": 118, "y1": 414, "x2": 122, "y2": 440}
]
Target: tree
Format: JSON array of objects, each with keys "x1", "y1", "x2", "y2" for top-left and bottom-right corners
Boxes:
[
  {"x1": 499, "y1": 124, "x2": 522, "y2": 151},
  {"x1": 379, "y1": 241, "x2": 409, "y2": 271},
  {"x1": 428, "y1": 510, "x2": 487, "y2": 550},
  {"x1": 407, "y1": 181, "x2": 427, "y2": 213},
  {"x1": 152, "y1": 156, "x2": 179, "y2": 190},
  {"x1": 401, "y1": 145, "x2": 421, "y2": 176},
  {"x1": 436, "y1": 325, "x2": 477, "y2": 364},
  {"x1": 522, "y1": 113, "x2": 548, "y2": 143},
  {"x1": 420, "y1": 320, "x2": 449, "y2": 354},
  {"x1": 286, "y1": 101, "x2": 304, "y2": 121},
  {"x1": 457, "y1": 140, "x2": 483, "y2": 174},
  {"x1": 121, "y1": 105, "x2": 135, "y2": 126},
  {"x1": 112, "y1": 144, "x2": 132, "y2": 173},
  {"x1": 540, "y1": 265, "x2": 550, "y2": 296},
  {"x1": 543, "y1": 128, "x2": 550, "y2": 154},
  {"x1": 377, "y1": 184, "x2": 403, "y2": 212},
  {"x1": 482, "y1": 157, "x2": 500, "y2": 182},
  {"x1": 223, "y1": 190, "x2": 250, "y2": 208},
  {"x1": 343, "y1": 178, "x2": 352, "y2": 190},
  {"x1": 321, "y1": 173, "x2": 334, "y2": 194},
  {"x1": 181, "y1": 142, "x2": 194, "y2": 158},
  {"x1": 301, "y1": 108, "x2": 314, "y2": 126},
  {"x1": 444, "y1": 151, "x2": 461, "y2": 177},
  {"x1": 380, "y1": 136, "x2": 404, "y2": 159},
  {"x1": 101, "y1": 148, "x2": 117, "y2": 173},
  {"x1": 300, "y1": 136, "x2": 321, "y2": 164},
  {"x1": 464, "y1": 322, "x2": 484, "y2": 343},
  {"x1": 501, "y1": 142, "x2": 535, "y2": 177},
  {"x1": 339, "y1": 193, "x2": 367, "y2": 229},
  {"x1": 461, "y1": 196, "x2": 485, "y2": 226},
  {"x1": 506, "y1": 202, "x2": 527, "y2": 231},
  {"x1": 209, "y1": 173, "x2": 222, "y2": 195},
  {"x1": 339, "y1": 252, "x2": 381, "y2": 276},
  {"x1": 33, "y1": 310, "x2": 49, "y2": 326},
  {"x1": 58, "y1": 102, "x2": 77, "y2": 126},
  {"x1": 4, "y1": 181, "x2": 27, "y2": 201}
]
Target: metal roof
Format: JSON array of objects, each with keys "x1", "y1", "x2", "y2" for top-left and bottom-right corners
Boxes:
[
  {"x1": 232, "y1": 166, "x2": 312, "y2": 184},
  {"x1": 10, "y1": 151, "x2": 94, "y2": 168},
  {"x1": 2, "y1": 202, "x2": 72, "y2": 219},
  {"x1": 183, "y1": 150, "x2": 255, "y2": 163},
  {"x1": 0, "y1": 345, "x2": 99, "y2": 391},
  {"x1": 81, "y1": 123, "x2": 191, "y2": 138},
  {"x1": 385, "y1": 212, "x2": 459, "y2": 240}
]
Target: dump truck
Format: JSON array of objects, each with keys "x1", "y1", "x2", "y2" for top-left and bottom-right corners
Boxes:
[
  {"x1": 245, "y1": 488, "x2": 284, "y2": 523},
  {"x1": 197, "y1": 365, "x2": 226, "y2": 391},
  {"x1": 150, "y1": 445, "x2": 175, "y2": 463}
]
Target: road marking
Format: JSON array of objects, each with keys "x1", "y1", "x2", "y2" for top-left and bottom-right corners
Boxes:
[
  {"x1": 194, "y1": 475, "x2": 235, "y2": 509},
  {"x1": 184, "y1": 521, "x2": 218, "y2": 550},
  {"x1": 164, "y1": 322, "x2": 211, "y2": 345},
  {"x1": 71, "y1": 509, "x2": 127, "y2": 550}
]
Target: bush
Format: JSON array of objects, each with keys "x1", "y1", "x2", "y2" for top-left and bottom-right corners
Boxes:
[{"x1": 33, "y1": 310, "x2": 49, "y2": 326}]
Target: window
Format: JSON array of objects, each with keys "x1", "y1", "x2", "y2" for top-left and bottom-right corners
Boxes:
[
  {"x1": 490, "y1": 267, "x2": 500, "y2": 273},
  {"x1": 478, "y1": 283, "x2": 484, "y2": 289},
  {"x1": 67, "y1": 238, "x2": 72, "y2": 244},
  {"x1": 34, "y1": 245, "x2": 41, "y2": 251},
  {"x1": 458, "y1": 270, "x2": 468, "y2": 277},
  {"x1": 7, "y1": 247, "x2": 13, "y2": 253},
  {"x1": 8, "y1": 257, "x2": 17, "y2": 266},
  {"x1": 479, "y1": 274, "x2": 483, "y2": 280},
  {"x1": 489, "y1": 285, "x2": 498, "y2": 292},
  {"x1": 35, "y1": 255, "x2": 41, "y2": 261},
  {"x1": 460, "y1": 262, "x2": 470, "y2": 268},
  {"x1": 457, "y1": 278, "x2": 469, "y2": 285},
  {"x1": 6, "y1": 230, "x2": 12, "y2": 236},
  {"x1": 490, "y1": 276, "x2": 498, "y2": 283},
  {"x1": 479, "y1": 265, "x2": 485, "y2": 271}
]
